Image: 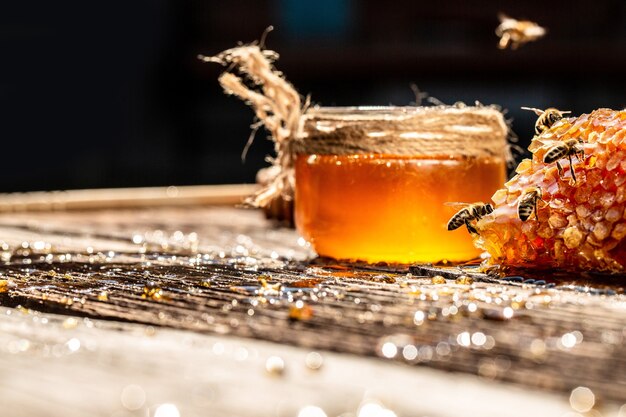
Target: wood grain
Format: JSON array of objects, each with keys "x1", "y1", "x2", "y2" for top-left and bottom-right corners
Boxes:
[{"x1": 0, "y1": 206, "x2": 623, "y2": 414}]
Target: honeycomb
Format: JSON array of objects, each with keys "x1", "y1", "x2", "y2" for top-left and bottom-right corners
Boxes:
[{"x1": 474, "y1": 108, "x2": 626, "y2": 272}]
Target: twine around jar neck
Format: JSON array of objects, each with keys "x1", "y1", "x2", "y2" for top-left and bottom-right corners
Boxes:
[{"x1": 295, "y1": 106, "x2": 509, "y2": 158}]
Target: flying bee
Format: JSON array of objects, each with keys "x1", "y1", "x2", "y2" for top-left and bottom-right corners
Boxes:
[
  {"x1": 496, "y1": 14, "x2": 546, "y2": 50},
  {"x1": 543, "y1": 138, "x2": 585, "y2": 182},
  {"x1": 521, "y1": 107, "x2": 571, "y2": 135},
  {"x1": 518, "y1": 186, "x2": 543, "y2": 221},
  {"x1": 446, "y1": 202, "x2": 494, "y2": 235}
]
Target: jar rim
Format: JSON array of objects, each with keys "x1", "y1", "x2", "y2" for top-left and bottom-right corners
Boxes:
[
  {"x1": 304, "y1": 105, "x2": 500, "y2": 120},
  {"x1": 306, "y1": 106, "x2": 423, "y2": 118}
]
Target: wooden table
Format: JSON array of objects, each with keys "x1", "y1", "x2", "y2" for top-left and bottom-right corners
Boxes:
[{"x1": 0, "y1": 189, "x2": 624, "y2": 416}]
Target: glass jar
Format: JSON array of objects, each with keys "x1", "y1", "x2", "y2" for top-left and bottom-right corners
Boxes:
[{"x1": 293, "y1": 106, "x2": 508, "y2": 264}]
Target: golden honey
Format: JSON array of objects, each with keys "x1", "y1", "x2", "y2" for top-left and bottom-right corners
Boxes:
[{"x1": 295, "y1": 153, "x2": 506, "y2": 263}]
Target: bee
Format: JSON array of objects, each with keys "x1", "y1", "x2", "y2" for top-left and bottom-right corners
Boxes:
[
  {"x1": 543, "y1": 138, "x2": 585, "y2": 182},
  {"x1": 521, "y1": 107, "x2": 571, "y2": 135},
  {"x1": 446, "y1": 203, "x2": 494, "y2": 235},
  {"x1": 496, "y1": 14, "x2": 546, "y2": 50},
  {"x1": 518, "y1": 187, "x2": 543, "y2": 221}
]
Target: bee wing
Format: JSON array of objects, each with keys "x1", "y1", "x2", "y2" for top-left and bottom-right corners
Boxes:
[
  {"x1": 444, "y1": 202, "x2": 471, "y2": 209},
  {"x1": 521, "y1": 106, "x2": 544, "y2": 115},
  {"x1": 497, "y1": 12, "x2": 511, "y2": 22}
]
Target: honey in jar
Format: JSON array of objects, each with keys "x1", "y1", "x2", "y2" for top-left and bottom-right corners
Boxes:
[{"x1": 292, "y1": 106, "x2": 509, "y2": 264}]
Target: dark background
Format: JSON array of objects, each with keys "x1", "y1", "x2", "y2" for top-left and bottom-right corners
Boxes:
[{"x1": 1, "y1": 0, "x2": 625, "y2": 192}]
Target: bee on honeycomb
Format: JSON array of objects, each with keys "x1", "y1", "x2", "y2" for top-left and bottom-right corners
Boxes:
[{"x1": 472, "y1": 109, "x2": 626, "y2": 273}]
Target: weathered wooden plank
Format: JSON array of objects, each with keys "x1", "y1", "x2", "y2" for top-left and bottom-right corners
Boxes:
[
  {"x1": 0, "y1": 308, "x2": 580, "y2": 417},
  {"x1": 0, "y1": 206, "x2": 624, "y2": 412}
]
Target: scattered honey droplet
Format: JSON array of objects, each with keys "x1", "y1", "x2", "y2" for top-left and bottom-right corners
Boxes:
[
  {"x1": 120, "y1": 384, "x2": 146, "y2": 411},
  {"x1": 97, "y1": 291, "x2": 108, "y2": 301},
  {"x1": 0, "y1": 279, "x2": 9, "y2": 293},
  {"x1": 305, "y1": 351, "x2": 324, "y2": 371},
  {"x1": 407, "y1": 287, "x2": 422, "y2": 296},
  {"x1": 437, "y1": 287, "x2": 456, "y2": 296},
  {"x1": 142, "y1": 281, "x2": 163, "y2": 301},
  {"x1": 258, "y1": 275, "x2": 282, "y2": 296},
  {"x1": 61, "y1": 297, "x2": 74, "y2": 306},
  {"x1": 63, "y1": 317, "x2": 79, "y2": 329},
  {"x1": 154, "y1": 403, "x2": 180, "y2": 417},
  {"x1": 413, "y1": 311, "x2": 425, "y2": 325},
  {"x1": 200, "y1": 279, "x2": 211, "y2": 288},
  {"x1": 265, "y1": 356, "x2": 285, "y2": 376},
  {"x1": 288, "y1": 278, "x2": 324, "y2": 288},
  {"x1": 144, "y1": 326, "x2": 156, "y2": 336},
  {"x1": 431, "y1": 275, "x2": 446, "y2": 284},
  {"x1": 569, "y1": 386, "x2": 595, "y2": 413},
  {"x1": 289, "y1": 301, "x2": 314, "y2": 321},
  {"x1": 455, "y1": 275, "x2": 474, "y2": 285},
  {"x1": 529, "y1": 338, "x2": 547, "y2": 359}
]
